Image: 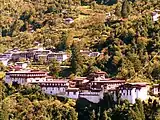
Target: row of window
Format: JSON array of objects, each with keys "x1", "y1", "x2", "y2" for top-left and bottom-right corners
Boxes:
[
  {"x1": 120, "y1": 89, "x2": 141, "y2": 96},
  {"x1": 121, "y1": 91, "x2": 132, "y2": 96},
  {"x1": 92, "y1": 83, "x2": 122, "y2": 86},
  {"x1": 54, "y1": 91, "x2": 77, "y2": 95},
  {"x1": 43, "y1": 87, "x2": 66, "y2": 91},
  {"x1": 10, "y1": 74, "x2": 45, "y2": 77},
  {"x1": 41, "y1": 83, "x2": 66, "y2": 86}
]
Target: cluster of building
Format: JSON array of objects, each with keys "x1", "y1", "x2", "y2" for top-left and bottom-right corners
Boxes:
[
  {"x1": 0, "y1": 48, "x2": 68, "y2": 66},
  {"x1": 5, "y1": 69, "x2": 160, "y2": 104},
  {"x1": 0, "y1": 47, "x2": 101, "y2": 67}
]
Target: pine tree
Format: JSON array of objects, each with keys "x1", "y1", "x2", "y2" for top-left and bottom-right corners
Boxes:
[
  {"x1": 59, "y1": 31, "x2": 68, "y2": 50},
  {"x1": 115, "y1": 3, "x2": 121, "y2": 17},
  {"x1": 70, "y1": 42, "x2": 83, "y2": 75},
  {"x1": 121, "y1": 0, "x2": 129, "y2": 18},
  {"x1": 49, "y1": 59, "x2": 61, "y2": 78}
]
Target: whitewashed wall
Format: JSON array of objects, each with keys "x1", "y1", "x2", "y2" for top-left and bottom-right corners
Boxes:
[
  {"x1": 42, "y1": 87, "x2": 66, "y2": 95},
  {"x1": 118, "y1": 87, "x2": 148, "y2": 104},
  {"x1": 27, "y1": 78, "x2": 46, "y2": 83}
]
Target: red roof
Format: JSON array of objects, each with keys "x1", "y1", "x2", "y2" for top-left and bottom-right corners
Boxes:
[{"x1": 10, "y1": 66, "x2": 22, "y2": 70}]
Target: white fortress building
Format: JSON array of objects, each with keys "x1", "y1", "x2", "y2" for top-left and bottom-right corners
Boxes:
[
  {"x1": 5, "y1": 70, "x2": 158, "y2": 104},
  {"x1": 39, "y1": 71, "x2": 126, "y2": 103},
  {"x1": 5, "y1": 70, "x2": 48, "y2": 85},
  {"x1": 5, "y1": 70, "x2": 126, "y2": 103},
  {"x1": 115, "y1": 83, "x2": 150, "y2": 104}
]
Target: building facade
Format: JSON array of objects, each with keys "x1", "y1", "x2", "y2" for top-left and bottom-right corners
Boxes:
[
  {"x1": 47, "y1": 52, "x2": 68, "y2": 62},
  {"x1": 39, "y1": 71, "x2": 126, "y2": 103},
  {"x1": 40, "y1": 80, "x2": 68, "y2": 95},
  {"x1": 5, "y1": 70, "x2": 48, "y2": 85},
  {"x1": 116, "y1": 83, "x2": 150, "y2": 104}
]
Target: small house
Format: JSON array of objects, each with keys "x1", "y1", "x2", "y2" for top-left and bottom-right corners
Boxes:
[{"x1": 64, "y1": 18, "x2": 74, "y2": 24}]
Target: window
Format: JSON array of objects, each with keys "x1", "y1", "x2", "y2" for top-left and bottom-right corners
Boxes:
[
  {"x1": 50, "y1": 91, "x2": 52, "y2": 94},
  {"x1": 73, "y1": 92, "x2": 76, "y2": 95},
  {"x1": 123, "y1": 93, "x2": 125, "y2": 96}
]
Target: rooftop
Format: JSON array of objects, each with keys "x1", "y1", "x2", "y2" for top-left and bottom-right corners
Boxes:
[
  {"x1": 119, "y1": 82, "x2": 149, "y2": 89},
  {"x1": 72, "y1": 77, "x2": 87, "y2": 81},
  {"x1": 92, "y1": 79, "x2": 126, "y2": 83},
  {"x1": 39, "y1": 80, "x2": 68, "y2": 83},
  {"x1": 66, "y1": 87, "x2": 79, "y2": 91},
  {"x1": 7, "y1": 70, "x2": 47, "y2": 74}
]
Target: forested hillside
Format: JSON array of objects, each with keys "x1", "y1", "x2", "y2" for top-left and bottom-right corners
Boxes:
[
  {"x1": 0, "y1": 0, "x2": 160, "y2": 119},
  {"x1": 0, "y1": 0, "x2": 160, "y2": 82}
]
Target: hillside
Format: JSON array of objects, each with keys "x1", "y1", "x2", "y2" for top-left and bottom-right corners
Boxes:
[{"x1": 0, "y1": 0, "x2": 160, "y2": 83}]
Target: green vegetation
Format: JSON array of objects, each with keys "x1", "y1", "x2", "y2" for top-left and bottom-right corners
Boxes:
[
  {"x1": 0, "y1": 0, "x2": 160, "y2": 119},
  {"x1": 0, "y1": 82, "x2": 77, "y2": 120},
  {"x1": 49, "y1": 59, "x2": 61, "y2": 78}
]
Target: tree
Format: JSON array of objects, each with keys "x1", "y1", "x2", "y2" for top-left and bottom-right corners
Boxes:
[
  {"x1": 121, "y1": 0, "x2": 130, "y2": 18},
  {"x1": 115, "y1": 3, "x2": 121, "y2": 17},
  {"x1": 0, "y1": 62, "x2": 5, "y2": 71},
  {"x1": 101, "y1": 110, "x2": 111, "y2": 120},
  {"x1": 49, "y1": 59, "x2": 61, "y2": 78},
  {"x1": 70, "y1": 42, "x2": 83, "y2": 76},
  {"x1": 144, "y1": 99, "x2": 160, "y2": 120},
  {"x1": 134, "y1": 99, "x2": 145, "y2": 120},
  {"x1": 151, "y1": 65, "x2": 160, "y2": 81},
  {"x1": 66, "y1": 108, "x2": 78, "y2": 120},
  {"x1": 58, "y1": 32, "x2": 68, "y2": 51}
]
